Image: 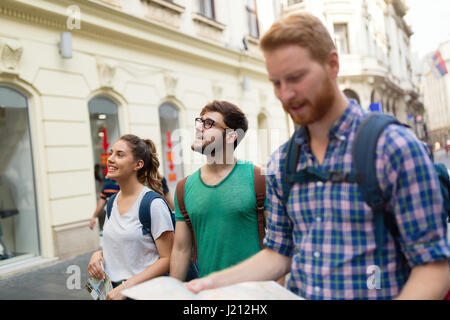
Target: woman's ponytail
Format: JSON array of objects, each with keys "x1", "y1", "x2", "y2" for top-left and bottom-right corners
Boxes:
[
  {"x1": 119, "y1": 134, "x2": 164, "y2": 195},
  {"x1": 142, "y1": 139, "x2": 163, "y2": 195}
]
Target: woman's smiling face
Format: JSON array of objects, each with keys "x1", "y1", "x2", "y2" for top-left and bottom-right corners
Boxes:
[{"x1": 107, "y1": 139, "x2": 142, "y2": 180}]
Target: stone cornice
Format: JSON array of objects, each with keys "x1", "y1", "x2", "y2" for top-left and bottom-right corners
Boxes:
[
  {"x1": 0, "y1": 3, "x2": 66, "y2": 30},
  {"x1": 1, "y1": 0, "x2": 267, "y2": 76}
]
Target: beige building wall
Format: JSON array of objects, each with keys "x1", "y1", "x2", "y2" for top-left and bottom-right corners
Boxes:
[{"x1": 0, "y1": 0, "x2": 289, "y2": 268}]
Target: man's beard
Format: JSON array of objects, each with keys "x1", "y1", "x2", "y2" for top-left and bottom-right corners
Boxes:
[
  {"x1": 284, "y1": 76, "x2": 335, "y2": 126},
  {"x1": 191, "y1": 132, "x2": 224, "y2": 156}
]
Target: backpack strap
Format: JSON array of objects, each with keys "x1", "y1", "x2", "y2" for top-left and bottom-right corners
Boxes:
[
  {"x1": 282, "y1": 128, "x2": 358, "y2": 202},
  {"x1": 106, "y1": 193, "x2": 118, "y2": 220},
  {"x1": 287, "y1": 167, "x2": 358, "y2": 184},
  {"x1": 352, "y1": 112, "x2": 405, "y2": 263},
  {"x1": 253, "y1": 165, "x2": 266, "y2": 249},
  {"x1": 281, "y1": 128, "x2": 304, "y2": 205},
  {"x1": 175, "y1": 176, "x2": 198, "y2": 263},
  {"x1": 139, "y1": 191, "x2": 173, "y2": 240},
  {"x1": 433, "y1": 163, "x2": 450, "y2": 223}
]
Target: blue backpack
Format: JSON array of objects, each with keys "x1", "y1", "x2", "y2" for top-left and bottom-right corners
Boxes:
[
  {"x1": 106, "y1": 190, "x2": 199, "y2": 281},
  {"x1": 282, "y1": 112, "x2": 450, "y2": 266}
]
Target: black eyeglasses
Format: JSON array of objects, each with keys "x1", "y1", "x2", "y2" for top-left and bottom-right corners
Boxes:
[{"x1": 195, "y1": 117, "x2": 230, "y2": 130}]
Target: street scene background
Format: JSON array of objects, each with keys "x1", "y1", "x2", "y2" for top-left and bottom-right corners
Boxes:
[{"x1": 0, "y1": 0, "x2": 450, "y2": 300}]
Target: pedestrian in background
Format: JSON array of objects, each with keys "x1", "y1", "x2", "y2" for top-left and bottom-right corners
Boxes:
[
  {"x1": 89, "y1": 177, "x2": 119, "y2": 232},
  {"x1": 161, "y1": 176, "x2": 175, "y2": 212},
  {"x1": 88, "y1": 134, "x2": 174, "y2": 300},
  {"x1": 186, "y1": 13, "x2": 450, "y2": 300}
]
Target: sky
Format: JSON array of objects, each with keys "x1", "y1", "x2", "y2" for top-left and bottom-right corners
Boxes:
[{"x1": 405, "y1": 0, "x2": 450, "y2": 60}]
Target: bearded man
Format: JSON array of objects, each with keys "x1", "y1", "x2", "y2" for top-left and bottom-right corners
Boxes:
[{"x1": 169, "y1": 100, "x2": 266, "y2": 280}]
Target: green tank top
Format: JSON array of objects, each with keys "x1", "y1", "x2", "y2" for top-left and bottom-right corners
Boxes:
[{"x1": 175, "y1": 160, "x2": 262, "y2": 277}]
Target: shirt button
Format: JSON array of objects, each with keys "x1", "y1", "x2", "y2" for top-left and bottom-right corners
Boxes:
[
  {"x1": 314, "y1": 286, "x2": 320, "y2": 293},
  {"x1": 314, "y1": 251, "x2": 320, "y2": 258},
  {"x1": 316, "y1": 217, "x2": 322, "y2": 223},
  {"x1": 316, "y1": 181, "x2": 323, "y2": 187}
]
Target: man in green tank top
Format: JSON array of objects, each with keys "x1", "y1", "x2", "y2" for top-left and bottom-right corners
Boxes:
[{"x1": 169, "y1": 101, "x2": 263, "y2": 279}]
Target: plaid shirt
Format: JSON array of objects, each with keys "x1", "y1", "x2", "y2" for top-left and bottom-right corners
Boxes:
[{"x1": 265, "y1": 101, "x2": 450, "y2": 300}]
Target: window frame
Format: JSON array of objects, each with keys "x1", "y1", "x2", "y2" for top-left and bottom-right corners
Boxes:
[
  {"x1": 198, "y1": 0, "x2": 215, "y2": 20},
  {"x1": 334, "y1": 23, "x2": 350, "y2": 55},
  {"x1": 246, "y1": 0, "x2": 260, "y2": 39}
]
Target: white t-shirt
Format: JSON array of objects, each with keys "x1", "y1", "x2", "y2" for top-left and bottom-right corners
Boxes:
[{"x1": 102, "y1": 186, "x2": 174, "y2": 282}]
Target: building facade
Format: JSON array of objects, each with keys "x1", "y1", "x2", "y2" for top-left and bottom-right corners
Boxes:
[
  {"x1": 280, "y1": 0, "x2": 423, "y2": 131},
  {"x1": 421, "y1": 41, "x2": 450, "y2": 147},
  {"x1": 0, "y1": 0, "x2": 292, "y2": 275}
]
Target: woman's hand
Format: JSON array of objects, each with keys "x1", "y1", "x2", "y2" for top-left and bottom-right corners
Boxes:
[
  {"x1": 106, "y1": 284, "x2": 127, "y2": 300},
  {"x1": 88, "y1": 250, "x2": 105, "y2": 281}
]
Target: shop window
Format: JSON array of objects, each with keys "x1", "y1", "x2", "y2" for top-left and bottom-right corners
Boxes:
[
  {"x1": 88, "y1": 96, "x2": 120, "y2": 195},
  {"x1": 0, "y1": 86, "x2": 40, "y2": 264},
  {"x1": 159, "y1": 103, "x2": 184, "y2": 194},
  {"x1": 246, "y1": 0, "x2": 259, "y2": 39}
]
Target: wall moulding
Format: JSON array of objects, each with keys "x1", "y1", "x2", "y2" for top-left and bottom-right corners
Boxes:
[
  {"x1": 0, "y1": 38, "x2": 23, "y2": 75},
  {"x1": 96, "y1": 58, "x2": 117, "y2": 88},
  {"x1": 0, "y1": 4, "x2": 65, "y2": 30},
  {"x1": 143, "y1": 0, "x2": 185, "y2": 29},
  {"x1": 164, "y1": 73, "x2": 178, "y2": 97},
  {"x1": 211, "y1": 83, "x2": 223, "y2": 100}
]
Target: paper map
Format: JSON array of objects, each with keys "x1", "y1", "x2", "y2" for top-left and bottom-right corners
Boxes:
[
  {"x1": 121, "y1": 276, "x2": 303, "y2": 300},
  {"x1": 85, "y1": 264, "x2": 113, "y2": 300}
]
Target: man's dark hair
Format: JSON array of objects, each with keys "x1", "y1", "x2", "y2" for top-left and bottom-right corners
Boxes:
[{"x1": 200, "y1": 100, "x2": 248, "y2": 148}]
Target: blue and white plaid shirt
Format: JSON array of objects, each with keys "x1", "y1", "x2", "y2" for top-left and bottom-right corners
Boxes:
[{"x1": 264, "y1": 101, "x2": 450, "y2": 300}]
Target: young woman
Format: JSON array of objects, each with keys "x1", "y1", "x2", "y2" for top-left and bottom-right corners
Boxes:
[{"x1": 88, "y1": 134, "x2": 174, "y2": 300}]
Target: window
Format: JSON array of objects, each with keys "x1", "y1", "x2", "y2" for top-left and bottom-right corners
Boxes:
[
  {"x1": 246, "y1": 0, "x2": 259, "y2": 38},
  {"x1": 198, "y1": 0, "x2": 215, "y2": 20},
  {"x1": 343, "y1": 89, "x2": 361, "y2": 105},
  {"x1": 159, "y1": 103, "x2": 184, "y2": 194},
  {"x1": 334, "y1": 23, "x2": 350, "y2": 55},
  {"x1": 0, "y1": 86, "x2": 40, "y2": 263},
  {"x1": 88, "y1": 96, "x2": 120, "y2": 196}
]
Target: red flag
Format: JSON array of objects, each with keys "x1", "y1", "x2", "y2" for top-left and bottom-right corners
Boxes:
[{"x1": 432, "y1": 50, "x2": 448, "y2": 77}]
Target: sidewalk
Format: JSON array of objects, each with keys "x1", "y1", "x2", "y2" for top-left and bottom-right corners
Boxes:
[{"x1": 0, "y1": 251, "x2": 95, "y2": 300}]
